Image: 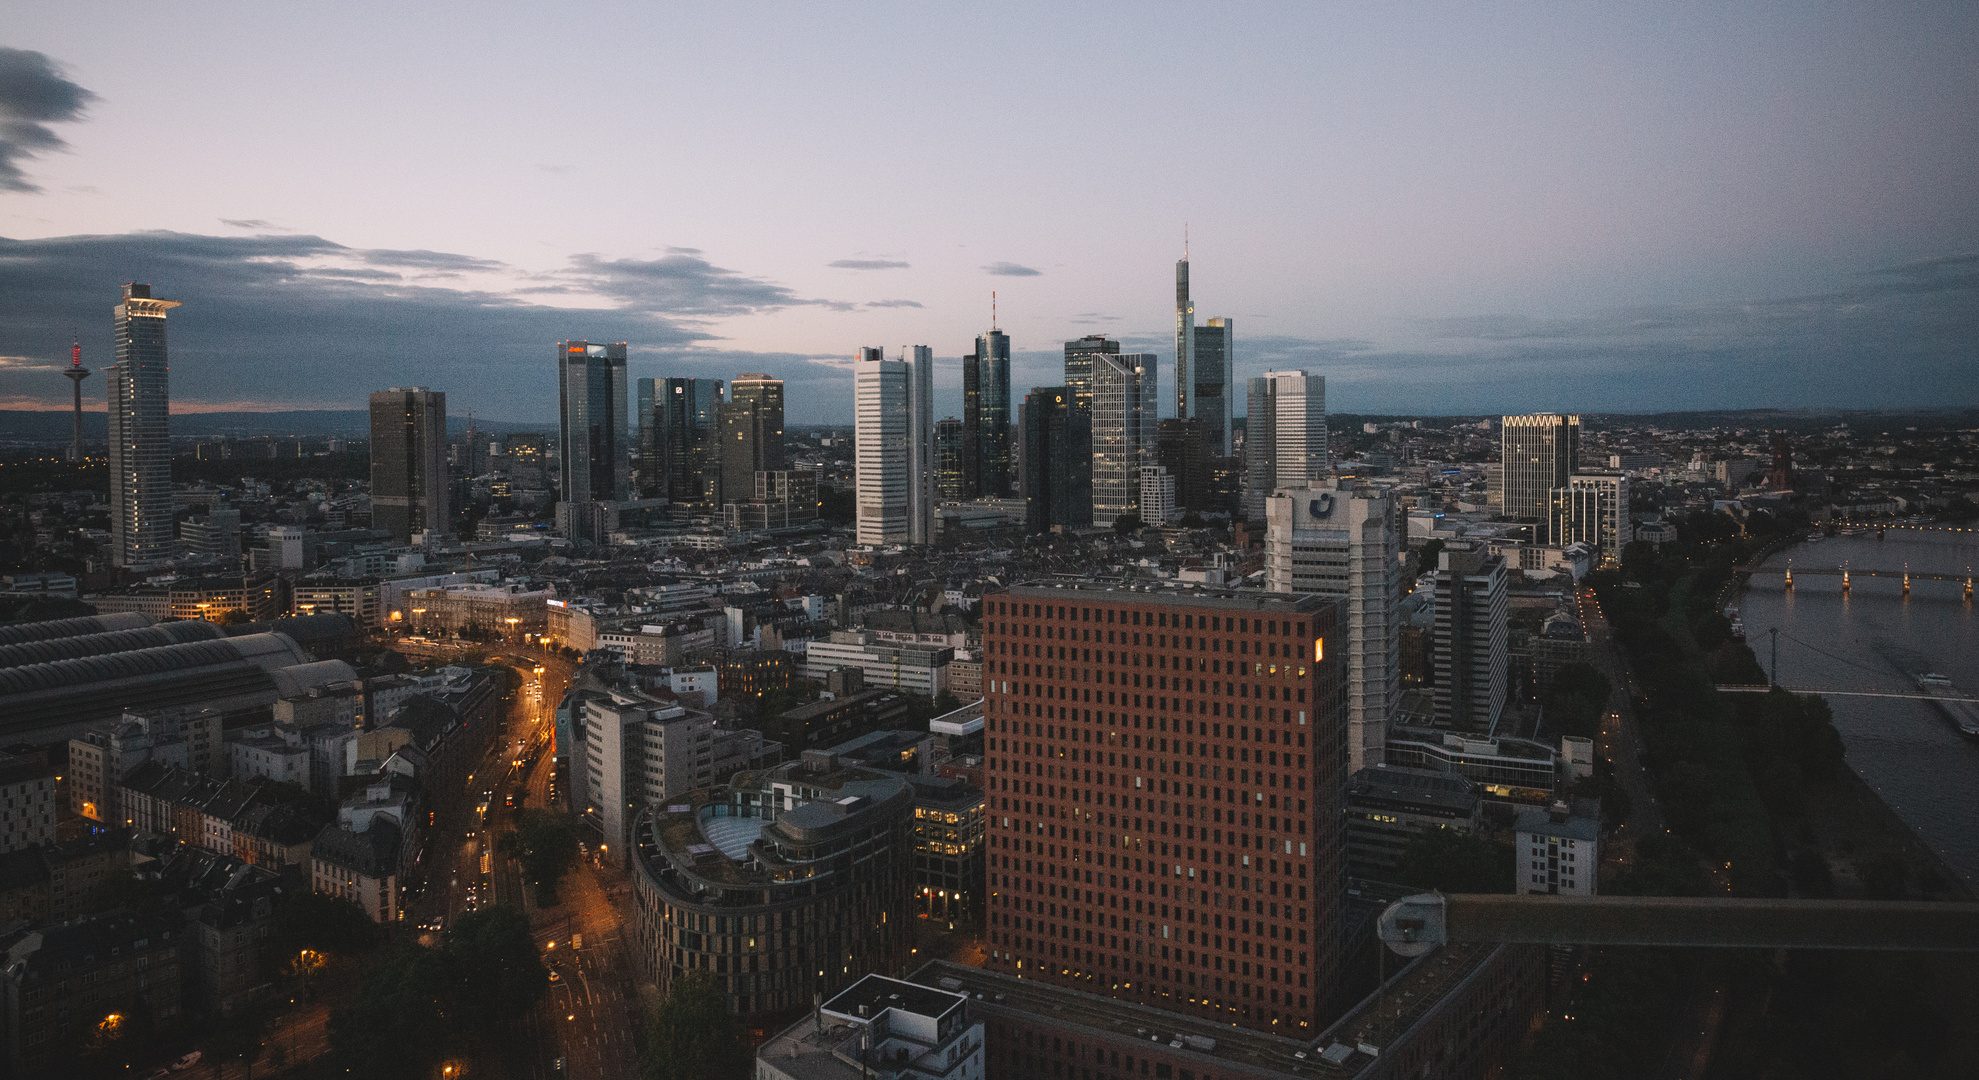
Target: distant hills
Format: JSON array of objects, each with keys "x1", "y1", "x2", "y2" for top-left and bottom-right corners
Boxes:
[{"x1": 0, "y1": 410, "x2": 548, "y2": 443}]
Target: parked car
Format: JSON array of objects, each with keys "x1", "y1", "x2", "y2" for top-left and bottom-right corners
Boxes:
[{"x1": 171, "y1": 1051, "x2": 203, "y2": 1070}]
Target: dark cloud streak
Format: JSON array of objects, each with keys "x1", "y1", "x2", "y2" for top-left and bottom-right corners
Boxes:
[{"x1": 0, "y1": 48, "x2": 96, "y2": 193}]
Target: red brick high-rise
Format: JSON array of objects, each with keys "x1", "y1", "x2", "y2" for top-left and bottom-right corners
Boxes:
[{"x1": 980, "y1": 582, "x2": 1344, "y2": 1035}]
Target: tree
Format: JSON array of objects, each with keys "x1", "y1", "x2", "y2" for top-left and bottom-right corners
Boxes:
[
  {"x1": 440, "y1": 905, "x2": 549, "y2": 1042},
  {"x1": 329, "y1": 946, "x2": 449, "y2": 1079},
  {"x1": 1542, "y1": 662, "x2": 1612, "y2": 739},
  {"x1": 512, "y1": 809, "x2": 581, "y2": 905},
  {"x1": 1393, "y1": 827, "x2": 1514, "y2": 894},
  {"x1": 216, "y1": 608, "x2": 255, "y2": 626},
  {"x1": 1112, "y1": 513, "x2": 1143, "y2": 534},
  {"x1": 205, "y1": 995, "x2": 276, "y2": 1078},
  {"x1": 270, "y1": 890, "x2": 384, "y2": 961},
  {"x1": 642, "y1": 971, "x2": 750, "y2": 1080}
]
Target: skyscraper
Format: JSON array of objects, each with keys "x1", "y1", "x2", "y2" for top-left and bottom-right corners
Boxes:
[
  {"x1": 1266, "y1": 480, "x2": 1401, "y2": 771},
  {"x1": 1090, "y1": 353, "x2": 1157, "y2": 526},
  {"x1": 980, "y1": 583, "x2": 1346, "y2": 1034},
  {"x1": 1175, "y1": 255, "x2": 1195, "y2": 424},
  {"x1": 1019, "y1": 386, "x2": 1091, "y2": 535},
  {"x1": 854, "y1": 347, "x2": 934, "y2": 546},
  {"x1": 934, "y1": 417, "x2": 965, "y2": 501},
  {"x1": 1243, "y1": 371, "x2": 1328, "y2": 521},
  {"x1": 961, "y1": 347, "x2": 982, "y2": 498},
  {"x1": 1433, "y1": 540, "x2": 1508, "y2": 732},
  {"x1": 1499, "y1": 414, "x2": 1581, "y2": 542},
  {"x1": 1193, "y1": 317, "x2": 1234, "y2": 456},
  {"x1": 108, "y1": 284, "x2": 179, "y2": 568},
  {"x1": 1551, "y1": 471, "x2": 1629, "y2": 565},
  {"x1": 720, "y1": 373, "x2": 785, "y2": 506},
  {"x1": 976, "y1": 329, "x2": 1011, "y2": 496},
  {"x1": 369, "y1": 387, "x2": 449, "y2": 544},
  {"x1": 1156, "y1": 418, "x2": 1210, "y2": 515},
  {"x1": 638, "y1": 377, "x2": 723, "y2": 504},
  {"x1": 1062, "y1": 334, "x2": 1120, "y2": 409},
  {"x1": 556, "y1": 340, "x2": 629, "y2": 541}
]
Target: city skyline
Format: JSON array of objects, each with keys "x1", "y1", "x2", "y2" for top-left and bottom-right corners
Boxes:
[{"x1": 2, "y1": 6, "x2": 1976, "y2": 421}]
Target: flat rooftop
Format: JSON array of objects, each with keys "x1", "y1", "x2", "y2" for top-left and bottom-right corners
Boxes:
[
  {"x1": 1002, "y1": 581, "x2": 1332, "y2": 614},
  {"x1": 823, "y1": 973, "x2": 964, "y2": 1025}
]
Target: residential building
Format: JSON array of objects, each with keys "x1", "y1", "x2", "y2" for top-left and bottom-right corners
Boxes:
[
  {"x1": 980, "y1": 582, "x2": 1345, "y2": 1034},
  {"x1": 805, "y1": 631, "x2": 951, "y2": 696},
  {"x1": 108, "y1": 283, "x2": 179, "y2": 568},
  {"x1": 720, "y1": 373, "x2": 785, "y2": 507},
  {"x1": 228, "y1": 722, "x2": 312, "y2": 789},
  {"x1": 1018, "y1": 386, "x2": 1091, "y2": 535},
  {"x1": 1432, "y1": 541, "x2": 1508, "y2": 733},
  {"x1": 1244, "y1": 371, "x2": 1328, "y2": 521},
  {"x1": 855, "y1": 347, "x2": 935, "y2": 546},
  {"x1": 1516, "y1": 803, "x2": 1598, "y2": 896},
  {"x1": 179, "y1": 506, "x2": 242, "y2": 557},
  {"x1": 369, "y1": 387, "x2": 449, "y2": 542},
  {"x1": 755, "y1": 975, "x2": 983, "y2": 1080},
  {"x1": 556, "y1": 340, "x2": 630, "y2": 541},
  {"x1": 1500, "y1": 414, "x2": 1581, "y2": 542},
  {"x1": 1089, "y1": 353, "x2": 1157, "y2": 526},
  {"x1": 1, "y1": 913, "x2": 184, "y2": 1078},
  {"x1": 311, "y1": 816, "x2": 403, "y2": 924},
  {"x1": 638, "y1": 377, "x2": 723, "y2": 503},
  {"x1": 0, "y1": 756, "x2": 56, "y2": 854},
  {"x1": 1266, "y1": 480, "x2": 1402, "y2": 770},
  {"x1": 68, "y1": 707, "x2": 225, "y2": 823},
  {"x1": 627, "y1": 758, "x2": 915, "y2": 1018},
  {"x1": 1550, "y1": 472, "x2": 1629, "y2": 565}
]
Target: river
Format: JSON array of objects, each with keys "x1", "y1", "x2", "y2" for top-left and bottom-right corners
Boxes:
[{"x1": 1736, "y1": 527, "x2": 1979, "y2": 888}]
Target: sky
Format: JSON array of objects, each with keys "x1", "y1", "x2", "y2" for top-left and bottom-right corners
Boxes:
[{"x1": 2, "y1": 2, "x2": 1976, "y2": 424}]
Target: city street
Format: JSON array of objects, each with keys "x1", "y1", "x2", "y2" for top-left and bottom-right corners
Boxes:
[{"x1": 1577, "y1": 585, "x2": 1665, "y2": 869}]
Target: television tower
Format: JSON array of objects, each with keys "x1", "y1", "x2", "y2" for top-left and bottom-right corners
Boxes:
[{"x1": 62, "y1": 336, "x2": 90, "y2": 462}]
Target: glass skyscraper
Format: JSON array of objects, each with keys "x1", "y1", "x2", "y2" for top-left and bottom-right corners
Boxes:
[
  {"x1": 1089, "y1": 353, "x2": 1157, "y2": 526},
  {"x1": 975, "y1": 329, "x2": 1011, "y2": 496},
  {"x1": 1500, "y1": 413, "x2": 1581, "y2": 542},
  {"x1": 1062, "y1": 334, "x2": 1120, "y2": 411},
  {"x1": 108, "y1": 284, "x2": 179, "y2": 568},
  {"x1": 370, "y1": 387, "x2": 449, "y2": 543},
  {"x1": 720, "y1": 373, "x2": 785, "y2": 507},
  {"x1": 638, "y1": 377, "x2": 723, "y2": 504},
  {"x1": 556, "y1": 340, "x2": 629, "y2": 540}
]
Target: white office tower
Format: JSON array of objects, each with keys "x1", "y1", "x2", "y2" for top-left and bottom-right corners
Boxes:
[
  {"x1": 1550, "y1": 472, "x2": 1629, "y2": 566},
  {"x1": 1265, "y1": 480, "x2": 1401, "y2": 770},
  {"x1": 854, "y1": 346, "x2": 935, "y2": 546},
  {"x1": 1433, "y1": 539, "x2": 1508, "y2": 733},
  {"x1": 1090, "y1": 353, "x2": 1157, "y2": 526},
  {"x1": 1139, "y1": 465, "x2": 1177, "y2": 526},
  {"x1": 109, "y1": 284, "x2": 181, "y2": 568},
  {"x1": 1244, "y1": 371, "x2": 1328, "y2": 521}
]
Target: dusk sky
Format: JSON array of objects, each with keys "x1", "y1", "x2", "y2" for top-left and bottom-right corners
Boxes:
[{"x1": 3, "y1": 3, "x2": 1976, "y2": 423}]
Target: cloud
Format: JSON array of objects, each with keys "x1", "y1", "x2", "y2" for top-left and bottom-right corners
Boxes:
[
  {"x1": 982, "y1": 261, "x2": 1042, "y2": 277},
  {"x1": 361, "y1": 248, "x2": 508, "y2": 274},
  {"x1": 220, "y1": 218, "x2": 273, "y2": 230},
  {"x1": 865, "y1": 299, "x2": 923, "y2": 309},
  {"x1": 0, "y1": 355, "x2": 66, "y2": 373},
  {"x1": 0, "y1": 48, "x2": 96, "y2": 193},
  {"x1": 829, "y1": 259, "x2": 910, "y2": 270},
  {"x1": 563, "y1": 251, "x2": 828, "y2": 317}
]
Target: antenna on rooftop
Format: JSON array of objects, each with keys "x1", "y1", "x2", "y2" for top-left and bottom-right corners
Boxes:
[
  {"x1": 1185, "y1": 222, "x2": 1189, "y2": 259},
  {"x1": 992, "y1": 290, "x2": 997, "y2": 331}
]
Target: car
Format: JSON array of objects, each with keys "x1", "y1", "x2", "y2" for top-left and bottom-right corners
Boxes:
[
  {"x1": 172, "y1": 1051, "x2": 203, "y2": 1070},
  {"x1": 548, "y1": 970, "x2": 562, "y2": 982}
]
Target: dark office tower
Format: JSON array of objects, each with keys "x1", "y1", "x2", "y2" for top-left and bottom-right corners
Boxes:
[
  {"x1": 1175, "y1": 255, "x2": 1195, "y2": 424},
  {"x1": 369, "y1": 388, "x2": 449, "y2": 543},
  {"x1": 1062, "y1": 334, "x2": 1121, "y2": 410},
  {"x1": 1499, "y1": 414, "x2": 1580, "y2": 543},
  {"x1": 1157, "y1": 418, "x2": 1210, "y2": 513},
  {"x1": 1193, "y1": 318, "x2": 1234, "y2": 456},
  {"x1": 961, "y1": 349, "x2": 983, "y2": 497},
  {"x1": 720, "y1": 373, "x2": 785, "y2": 506},
  {"x1": 1243, "y1": 371, "x2": 1328, "y2": 522},
  {"x1": 980, "y1": 584, "x2": 1346, "y2": 1035},
  {"x1": 108, "y1": 284, "x2": 179, "y2": 568},
  {"x1": 1019, "y1": 387, "x2": 1091, "y2": 535},
  {"x1": 976, "y1": 329, "x2": 1012, "y2": 496},
  {"x1": 639, "y1": 377, "x2": 724, "y2": 503},
  {"x1": 556, "y1": 340, "x2": 629, "y2": 541},
  {"x1": 935, "y1": 417, "x2": 965, "y2": 500}
]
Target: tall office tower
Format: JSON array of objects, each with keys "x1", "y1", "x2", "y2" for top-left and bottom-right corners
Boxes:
[
  {"x1": 506, "y1": 433, "x2": 550, "y2": 490},
  {"x1": 1433, "y1": 540, "x2": 1508, "y2": 733},
  {"x1": 854, "y1": 347, "x2": 935, "y2": 546},
  {"x1": 1550, "y1": 472, "x2": 1629, "y2": 565},
  {"x1": 1265, "y1": 480, "x2": 1401, "y2": 771},
  {"x1": 1499, "y1": 414, "x2": 1580, "y2": 542},
  {"x1": 638, "y1": 377, "x2": 724, "y2": 503},
  {"x1": 934, "y1": 417, "x2": 966, "y2": 500},
  {"x1": 369, "y1": 388, "x2": 450, "y2": 544},
  {"x1": 556, "y1": 340, "x2": 630, "y2": 541},
  {"x1": 1174, "y1": 255, "x2": 1195, "y2": 424},
  {"x1": 720, "y1": 373, "x2": 786, "y2": 506},
  {"x1": 1156, "y1": 418, "x2": 1210, "y2": 515},
  {"x1": 1140, "y1": 465, "x2": 1177, "y2": 525},
  {"x1": 976, "y1": 329, "x2": 1012, "y2": 496},
  {"x1": 1018, "y1": 387, "x2": 1092, "y2": 535},
  {"x1": 1243, "y1": 371, "x2": 1328, "y2": 522},
  {"x1": 1193, "y1": 318, "x2": 1234, "y2": 456},
  {"x1": 108, "y1": 284, "x2": 180, "y2": 568},
  {"x1": 980, "y1": 584, "x2": 1346, "y2": 1034},
  {"x1": 1090, "y1": 353, "x2": 1157, "y2": 526},
  {"x1": 961, "y1": 349, "x2": 982, "y2": 497},
  {"x1": 1062, "y1": 334, "x2": 1120, "y2": 409}
]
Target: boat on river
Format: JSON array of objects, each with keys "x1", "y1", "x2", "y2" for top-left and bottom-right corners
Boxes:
[{"x1": 1917, "y1": 674, "x2": 1979, "y2": 740}]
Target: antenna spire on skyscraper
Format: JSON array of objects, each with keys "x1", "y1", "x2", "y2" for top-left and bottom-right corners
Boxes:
[
  {"x1": 1185, "y1": 222, "x2": 1189, "y2": 259},
  {"x1": 992, "y1": 290, "x2": 997, "y2": 330}
]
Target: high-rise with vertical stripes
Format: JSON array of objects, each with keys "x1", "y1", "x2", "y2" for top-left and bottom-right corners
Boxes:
[
  {"x1": 855, "y1": 347, "x2": 934, "y2": 546},
  {"x1": 1243, "y1": 371, "x2": 1328, "y2": 521},
  {"x1": 556, "y1": 340, "x2": 629, "y2": 541},
  {"x1": 108, "y1": 284, "x2": 180, "y2": 568}
]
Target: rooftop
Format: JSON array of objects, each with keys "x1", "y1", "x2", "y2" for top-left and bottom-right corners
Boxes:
[
  {"x1": 1002, "y1": 580, "x2": 1332, "y2": 613},
  {"x1": 823, "y1": 973, "x2": 964, "y2": 1025}
]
